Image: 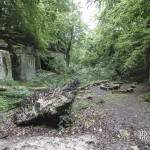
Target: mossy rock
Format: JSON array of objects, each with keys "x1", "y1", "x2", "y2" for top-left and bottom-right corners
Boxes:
[{"x1": 143, "y1": 93, "x2": 150, "y2": 102}]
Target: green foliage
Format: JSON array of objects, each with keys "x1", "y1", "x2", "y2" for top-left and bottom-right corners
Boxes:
[
  {"x1": 0, "y1": 89, "x2": 31, "y2": 98},
  {"x1": 0, "y1": 85, "x2": 31, "y2": 111},
  {"x1": 25, "y1": 64, "x2": 113, "y2": 89},
  {"x1": 0, "y1": 96, "x2": 21, "y2": 111},
  {"x1": 124, "y1": 49, "x2": 145, "y2": 71},
  {"x1": 143, "y1": 92, "x2": 150, "y2": 102},
  {"x1": 1, "y1": 0, "x2": 149, "y2": 83},
  {"x1": 0, "y1": 0, "x2": 82, "y2": 48},
  {"x1": 72, "y1": 99, "x2": 93, "y2": 113},
  {"x1": 26, "y1": 72, "x2": 73, "y2": 88},
  {"x1": 85, "y1": 0, "x2": 150, "y2": 81},
  {"x1": 0, "y1": 80, "x2": 21, "y2": 87},
  {"x1": 0, "y1": 0, "x2": 86, "y2": 73}
]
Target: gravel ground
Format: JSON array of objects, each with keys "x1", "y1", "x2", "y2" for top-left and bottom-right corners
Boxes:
[
  {"x1": 0, "y1": 83, "x2": 150, "y2": 150},
  {"x1": 0, "y1": 134, "x2": 96, "y2": 150}
]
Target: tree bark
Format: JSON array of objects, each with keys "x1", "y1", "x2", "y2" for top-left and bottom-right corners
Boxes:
[
  {"x1": 145, "y1": 48, "x2": 150, "y2": 81},
  {"x1": 65, "y1": 27, "x2": 74, "y2": 67}
]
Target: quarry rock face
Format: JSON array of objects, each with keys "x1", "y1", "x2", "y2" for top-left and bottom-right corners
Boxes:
[
  {"x1": 19, "y1": 53, "x2": 36, "y2": 81},
  {"x1": 0, "y1": 37, "x2": 42, "y2": 82},
  {"x1": 0, "y1": 50, "x2": 12, "y2": 80},
  {"x1": 0, "y1": 40, "x2": 37, "y2": 81},
  {"x1": 11, "y1": 45, "x2": 36, "y2": 81}
]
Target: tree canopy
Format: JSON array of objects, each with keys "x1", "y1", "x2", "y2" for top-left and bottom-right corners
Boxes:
[
  {"x1": 84, "y1": 0, "x2": 150, "y2": 81},
  {"x1": 1, "y1": 0, "x2": 150, "y2": 81}
]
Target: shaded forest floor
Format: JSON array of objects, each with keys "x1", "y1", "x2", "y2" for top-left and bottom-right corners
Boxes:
[{"x1": 0, "y1": 74, "x2": 150, "y2": 149}]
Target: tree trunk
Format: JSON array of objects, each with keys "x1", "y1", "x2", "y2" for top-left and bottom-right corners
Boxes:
[
  {"x1": 65, "y1": 27, "x2": 74, "y2": 67},
  {"x1": 35, "y1": 53, "x2": 41, "y2": 72},
  {"x1": 66, "y1": 42, "x2": 71, "y2": 67},
  {"x1": 145, "y1": 48, "x2": 150, "y2": 81}
]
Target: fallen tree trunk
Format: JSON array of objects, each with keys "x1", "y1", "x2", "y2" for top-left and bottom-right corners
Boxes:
[{"x1": 13, "y1": 79, "x2": 80, "y2": 127}]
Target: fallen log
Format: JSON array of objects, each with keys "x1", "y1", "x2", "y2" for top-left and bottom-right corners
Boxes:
[
  {"x1": 112, "y1": 88, "x2": 134, "y2": 94},
  {"x1": 78, "y1": 80, "x2": 109, "y2": 90},
  {"x1": 100, "y1": 83, "x2": 120, "y2": 90}
]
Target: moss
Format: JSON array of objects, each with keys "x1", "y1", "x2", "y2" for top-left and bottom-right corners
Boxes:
[
  {"x1": 25, "y1": 72, "x2": 73, "y2": 88},
  {"x1": 0, "y1": 88, "x2": 31, "y2": 112},
  {"x1": 143, "y1": 92, "x2": 150, "y2": 102},
  {"x1": 72, "y1": 99, "x2": 93, "y2": 114},
  {"x1": 102, "y1": 93, "x2": 129, "y2": 103},
  {"x1": 0, "y1": 96, "x2": 21, "y2": 111}
]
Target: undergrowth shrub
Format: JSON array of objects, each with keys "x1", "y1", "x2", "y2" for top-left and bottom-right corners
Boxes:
[
  {"x1": 0, "y1": 88, "x2": 31, "y2": 111},
  {"x1": 143, "y1": 92, "x2": 150, "y2": 102}
]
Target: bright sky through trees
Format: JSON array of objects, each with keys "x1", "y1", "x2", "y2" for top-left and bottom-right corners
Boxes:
[{"x1": 74, "y1": 0, "x2": 98, "y2": 29}]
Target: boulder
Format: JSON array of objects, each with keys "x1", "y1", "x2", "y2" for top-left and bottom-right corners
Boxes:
[
  {"x1": 0, "y1": 50, "x2": 12, "y2": 80},
  {"x1": 0, "y1": 39, "x2": 8, "y2": 49},
  {"x1": 118, "y1": 129, "x2": 130, "y2": 139},
  {"x1": 100, "y1": 82, "x2": 120, "y2": 90},
  {"x1": 14, "y1": 80, "x2": 80, "y2": 126}
]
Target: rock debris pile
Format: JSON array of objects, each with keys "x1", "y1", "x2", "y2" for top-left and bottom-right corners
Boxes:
[{"x1": 14, "y1": 79, "x2": 80, "y2": 127}]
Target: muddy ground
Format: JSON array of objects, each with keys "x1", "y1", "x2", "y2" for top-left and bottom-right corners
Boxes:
[{"x1": 0, "y1": 83, "x2": 150, "y2": 150}]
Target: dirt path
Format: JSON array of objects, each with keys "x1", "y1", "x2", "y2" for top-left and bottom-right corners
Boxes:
[
  {"x1": 0, "y1": 134, "x2": 96, "y2": 150},
  {"x1": 88, "y1": 84, "x2": 150, "y2": 149},
  {"x1": 0, "y1": 83, "x2": 150, "y2": 150}
]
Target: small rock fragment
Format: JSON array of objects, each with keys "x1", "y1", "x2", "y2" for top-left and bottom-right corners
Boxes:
[
  {"x1": 127, "y1": 88, "x2": 134, "y2": 93},
  {"x1": 119, "y1": 129, "x2": 130, "y2": 139},
  {"x1": 98, "y1": 129, "x2": 102, "y2": 132},
  {"x1": 131, "y1": 84, "x2": 136, "y2": 88},
  {"x1": 131, "y1": 145, "x2": 139, "y2": 150}
]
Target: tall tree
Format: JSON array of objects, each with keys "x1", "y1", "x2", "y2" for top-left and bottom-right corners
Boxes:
[{"x1": 88, "y1": 0, "x2": 150, "y2": 81}]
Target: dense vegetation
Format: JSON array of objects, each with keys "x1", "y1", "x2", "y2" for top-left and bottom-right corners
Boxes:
[
  {"x1": 84, "y1": 0, "x2": 150, "y2": 81},
  {"x1": 0, "y1": 0, "x2": 150, "y2": 111},
  {"x1": 1, "y1": 0, "x2": 149, "y2": 81},
  {"x1": 0, "y1": 0, "x2": 84, "y2": 69}
]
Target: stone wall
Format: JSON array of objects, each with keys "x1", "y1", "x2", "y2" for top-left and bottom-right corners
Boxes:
[{"x1": 0, "y1": 50, "x2": 12, "y2": 80}]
